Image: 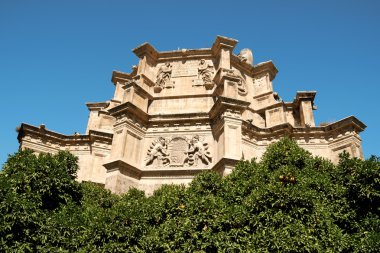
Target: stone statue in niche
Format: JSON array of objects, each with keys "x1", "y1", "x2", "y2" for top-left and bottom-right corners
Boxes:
[
  {"x1": 155, "y1": 62, "x2": 172, "y2": 92},
  {"x1": 197, "y1": 59, "x2": 214, "y2": 86},
  {"x1": 145, "y1": 135, "x2": 212, "y2": 168},
  {"x1": 145, "y1": 137, "x2": 171, "y2": 166},
  {"x1": 185, "y1": 135, "x2": 212, "y2": 166}
]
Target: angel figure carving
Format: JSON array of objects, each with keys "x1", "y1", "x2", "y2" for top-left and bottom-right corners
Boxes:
[
  {"x1": 145, "y1": 137, "x2": 171, "y2": 166},
  {"x1": 186, "y1": 135, "x2": 212, "y2": 166}
]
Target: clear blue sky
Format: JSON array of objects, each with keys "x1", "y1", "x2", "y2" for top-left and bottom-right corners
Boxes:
[{"x1": 1, "y1": 0, "x2": 379, "y2": 166}]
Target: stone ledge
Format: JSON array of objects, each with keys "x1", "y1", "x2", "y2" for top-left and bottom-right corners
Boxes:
[{"x1": 104, "y1": 159, "x2": 211, "y2": 180}]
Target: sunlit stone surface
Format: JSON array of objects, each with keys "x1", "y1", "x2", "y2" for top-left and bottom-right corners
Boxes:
[{"x1": 17, "y1": 36, "x2": 366, "y2": 194}]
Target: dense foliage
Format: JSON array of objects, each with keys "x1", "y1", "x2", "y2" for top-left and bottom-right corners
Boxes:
[{"x1": 1, "y1": 138, "x2": 379, "y2": 252}]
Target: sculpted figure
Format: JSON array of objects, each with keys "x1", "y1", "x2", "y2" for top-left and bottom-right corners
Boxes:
[
  {"x1": 237, "y1": 77, "x2": 248, "y2": 95},
  {"x1": 186, "y1": 135, "x2": 212, "y2": 166},
  {"x1": 146, "y1": 137, "x2": 171, "y2": 166},
  {"x1": 198, "y1": 59, "x2": 214, "y2": 84},
  {"x1": 237, "y1": 48, "x2": 253, "y2": 65},
  {"x1": 156, "y1": 62, "x2": 172, "y2": 88}
]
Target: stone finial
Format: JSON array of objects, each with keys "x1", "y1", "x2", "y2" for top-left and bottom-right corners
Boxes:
[{"x1": 238, "y1": 48, "x2": 254, "y2": 65}]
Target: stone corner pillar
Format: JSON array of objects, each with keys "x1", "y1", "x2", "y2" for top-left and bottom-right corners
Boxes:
[
  {"x1": 103, "y1": 160, "x2": 141, "y2": 194},
  {"x1": 295, "y1": 91, "x2": 317, "y2": 127},
  {"x1": 211, "y1": 36, "x2": 238, "y2": 69},
  {"x1": 210, "y1": 96, "x2": 249, "y2": 175}
]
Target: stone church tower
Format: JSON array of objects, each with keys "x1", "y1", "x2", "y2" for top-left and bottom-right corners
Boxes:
[{"x1": 18, "y1": 36, "x2": 366, "y2": 194}]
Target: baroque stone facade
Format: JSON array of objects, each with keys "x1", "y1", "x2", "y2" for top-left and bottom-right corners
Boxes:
[{"x1": 17, "y1": 36, "x2": 366, "y2": 194}]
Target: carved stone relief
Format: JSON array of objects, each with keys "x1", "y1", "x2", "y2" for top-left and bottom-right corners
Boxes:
[
  {"x1": 155, "y1": 62, "x2": 173, "y2": 92},
  {"x1": 145, "y1": 135, "x2": 212, "y2": 168},
  {"x1": 186, "y1": 135, "x2": 212, "y2": 166},
  {"x1": 253, "y1": 73, "x2": 270, "y2": 95},
  {"x1": 194, "y1": 59, "x2": 215, "y2": 89},
  {"x1": 145, "y1": 137, "x2": 171, "y2": 166},
  {"x1": 224, "y1": 69, "x2": 248, "y2": 95}
]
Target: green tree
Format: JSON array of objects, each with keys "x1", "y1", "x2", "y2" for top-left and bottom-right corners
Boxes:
[
  {"x1": 0, "y1": 150, "x2": 82, "y2": 251},
  {"x1": 1, "y1": 139, "x2": 379, "y2": 252}
]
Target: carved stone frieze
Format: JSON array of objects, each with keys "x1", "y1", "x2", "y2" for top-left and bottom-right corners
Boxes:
[{"x1": 145, "y1": 135, "x2": 212, "y2": 168}]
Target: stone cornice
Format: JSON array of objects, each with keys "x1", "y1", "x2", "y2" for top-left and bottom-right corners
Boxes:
[
  {"x1": 294, "y1": 91, "x2": 317, "y2": 106},
  {"x1": 209, "y1": 96, "x2": 250, "y2": 120},
  {"x1": 123, "y1": 79, "x2": 153, "y2": 100},
  {"x1": 211, "y1": 35, "x2": 238, "y2": 55},
  {"x1": 17, "y1": 123, "x2": 113, "y2": 145},
  {"x1": 133, "y1": 42, "x2": 159, "y2": 61},
  {"x1": 108, "y1": 101, "x2": 149, "y2": 123},
  {"x1": 242, "y1": 116, "x2": 366, "y2": 138},
  {"x1": 86, "y1": 101, "x2": 110, "y2": 111},
  {"x1": 157, "y1": 48, "x2": 212, "y2": 61},
  {"x1": 319, "y1": 116, "x2": 366, "y2": 132},
  {"x1": 151, "y1": 93, "x2": 214, "y2": 100},
  {"x1": 131, "y1": 36, "x2": 240, "y2": 64},
  {"x1": 88, "y1": 130, "x2": 113, "y2": 143},
  {"x1": 129, "y1": 36, "x2": 278, "y2": 81},
  {"x1": 149, "y1": 112, "x2": 210, "y2": 124},
  {"x1": 252, "y1": 61, "x2": 278, "y2": 81},
  {"x1": 112, "y1": 70, "x2": 133, "y2": 85},
  {"x1": 255, "y1": 101, "x2": 285, "y2": 114},
  {"x1": 104, "y1": 159, "x2": 210, "y2": 179}
]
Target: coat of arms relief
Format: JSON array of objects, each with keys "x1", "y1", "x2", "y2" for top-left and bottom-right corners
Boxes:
[{"x1": 145, "y1": 135, "x2": 212, "y2": 168}]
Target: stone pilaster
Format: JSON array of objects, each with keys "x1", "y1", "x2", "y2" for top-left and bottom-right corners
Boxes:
[
  {"x1": 211, "y1": 36, "x2": 238, "y2": 69},
  {"x1": 210, "y1": 96, "x2": 250, "y2": 175}
]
